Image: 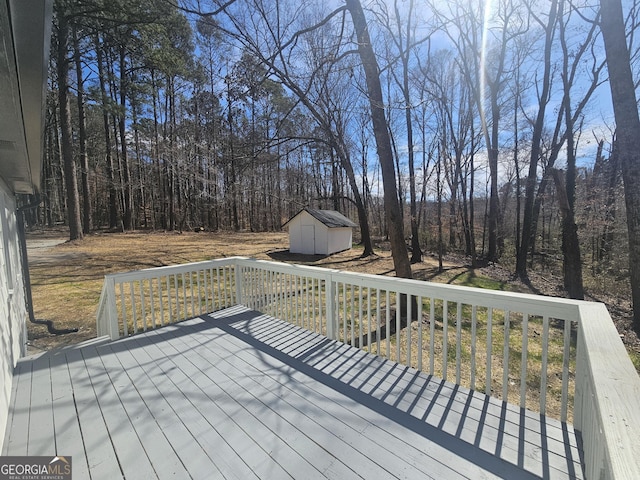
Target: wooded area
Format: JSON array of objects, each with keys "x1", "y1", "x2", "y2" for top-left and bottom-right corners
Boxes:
[{"x1": 29, "y1": 0, "x2": 640, "y2": 328}]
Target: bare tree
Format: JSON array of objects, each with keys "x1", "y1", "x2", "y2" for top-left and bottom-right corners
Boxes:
[
  {"x1": 376, "y1": 0, "x2": 425, "y2": 263},
  {"x1": 345, "y1": 0, "x2": 412, "y2": 278},
  {"x1": 54, "y1": 0, "x2": 83, "y2": 241},
  {"x1": 516, "y1": 0, "x2": 559, "y2": 278},
  {"x1": 433, "y1": 0, "x2": 528, "y2": 262},
  {"x1": 600, "y1": 0, "x2": 640, "y2": 329}
]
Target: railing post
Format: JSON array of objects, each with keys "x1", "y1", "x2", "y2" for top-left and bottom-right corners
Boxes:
[
  {"x1": 325, "y1": 274, "x2": 336, "y2": 340},
  {"x1": 97, "y1": 275, "x2": 119, "y2": 340},
  {"x1": 234, "y1": 261, "x2": 244, "y2": 306}
]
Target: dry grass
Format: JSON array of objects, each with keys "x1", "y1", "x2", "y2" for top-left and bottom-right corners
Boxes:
[{"x1": 27, "y1": 228, "x2": 467, "y2": 352}]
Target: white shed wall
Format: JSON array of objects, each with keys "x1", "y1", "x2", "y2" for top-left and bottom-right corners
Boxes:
[
  {"x1": 287, "y1": 211, "x2": 352, "y2": 255},
  {"x1": 327, "y1": 227, "x2": 353, "y2": 255},
  {"x1": 0, "y1": 181, "x2": 28, "y2": 453}
]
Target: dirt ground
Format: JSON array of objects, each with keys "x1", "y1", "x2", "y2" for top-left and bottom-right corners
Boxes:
[{"x1": 24, "y1": 228, "x2": 640, "y2": 370}]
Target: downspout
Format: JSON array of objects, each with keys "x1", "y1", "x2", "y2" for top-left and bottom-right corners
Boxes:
[{"x1": 17, "y1": 195, "x2": 78, "y2": 335}]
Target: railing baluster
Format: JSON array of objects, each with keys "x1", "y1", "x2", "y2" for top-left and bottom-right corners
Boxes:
[
  {"x1": 540, "y1": 315, "x2": 549, "y2": 415},
  {"x1": 429, "y1": 298, "x2": 435, "y2": 375},
  {"x1": 221, "y1": 267, "x2": 227, "y2": 308},
  {"x1": 181, "y1": 273, "x2": 187, "y2": 319},
  {"x1": 292, "y1": 275, "x2": 296, "y2": 325},
  {"x1": 283, "y1": 274, "x2": 288, "y2": 322},
  {"x1": 290, "y1": 275, "x2": 295, "y2": 324},
  {"x1": 470, "y1": 305, "x2": 477, "y2": 390},
  {"x1": 520, "y1": 313, "x2": 529, "y2": 408},
  {"x1": 280, "y1": 272, "x2": 285, "y2": 319},
  {"x1": 203, "y1": 269, "x2": 209, "y2": 313},
  {"x1": 222, "y1": 267, "x2": 227, "y2": 309},
  {"x1": 375, "y1": 288, "x2": 381, "y2": 354},
  {"x1": 277, "y1": 272, "x2": 282, "y2": 320},
  {"x1": 173, "y1": 274, "x2": 179, "y2": 321},
  {"x1": 189, "y1": 271, "x2": 194, "y2": 317},
  {"x1": 208, "y1": 267, "x2": 213, "y2": 311},
  {"x1": 267, "y1": 269, "x2": 272, "y2": 313},
  {"x1": 160, "y1": 276, "x2": 166, "y2": 326},
  {"x1": 561, "y1": 318, "x2": 571, "y2": 422},
  {"x1": 285, "y1": 274, "x2": 289, "y2": 324},
  {"x1": 407, "y1": 294, "x2": 413, "y2": 367},
  {"x1": 249, "y1": 267, "x2": 253, "y2": 308},
  {"x1": 385, "y1": 290, "x2": 391, "y2": 359},
  {"x1": 249, "y1": 268, "x2": 254, "y2": 310},
  {"x1": 140, "y1": 280, "x2": 147, "y2": 331},
  {"x1": 486, "y1": 307, "x2": 493, "y2": 396},
  {"x1": 417, "y1": 296, "x2": 423, "y2": 371},
  {"x1": 310, "y1": 276, "x2": 314, "y2": 331},
  {"x1": 304, "y1": 277, "x2": 313, "y2": 331},
  {"x1": 456, "y1": 302, "x2": 462, "y2": 384},
  {"x1": 503, "y1": 310, "x2": 511, "y2": 402},
  {"x1": 130, "y1": 281, "x2": 137, "y2": 335},
  {"x1": 367, "y1": 288, "x2": 372, "y2": 352},
  {"x1": 118, "y1": 282, "x2": 128, "y2": 336},
  {"x1": 150, "y1": 277, "x2": 156, "y2": 328},
  {"x1": 198, "y1": 269, "x2": 209, "y2": 315},
  {"x1": 296, "y1": 275, "x2": 301, "y2": 327},
  {"x1": 443, "y1": 300, "x2": 448, "y2": 381},
  {"x1": 284, "y1": 273, "x2": 289, "y2": 322},
  {"x1": 358, "y1": 287, "x2": 363, "y2": 349},
  {"x1": 297, "y1": 275, "x2": 302, "y2": 326},
  {"x1": 395, "y1": 291, "x2": 401, "y2": 362},
  {"x1": 350, "y1": 285, "x2": 355, "y2": 347}
]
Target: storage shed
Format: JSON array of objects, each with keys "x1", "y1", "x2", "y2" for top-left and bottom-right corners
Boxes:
[{"x1": 284, "y1": 208, "x2": 357, "y2": 255}]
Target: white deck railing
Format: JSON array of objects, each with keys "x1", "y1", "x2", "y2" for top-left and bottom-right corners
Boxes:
[{"x1": 96, "y1": 256, "x2": 640, "y2": 480}]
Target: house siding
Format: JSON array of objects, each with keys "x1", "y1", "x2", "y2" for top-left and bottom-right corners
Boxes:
[{"x1": 0, "y1": 180, "x2": 28, "y2": 453}]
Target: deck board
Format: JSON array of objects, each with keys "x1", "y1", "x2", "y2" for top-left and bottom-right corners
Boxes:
[
  {"x1": 49, "y1": 348, "x2": 90, "y2": 480},
  {"x1": 227, "y1": 309, "x2": 582, "y2": 478},
  {"x1": 4, "y1": 306, "x2": 584, "y2": 479}
]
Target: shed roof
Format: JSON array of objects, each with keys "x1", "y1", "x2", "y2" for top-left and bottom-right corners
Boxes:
[{"x1": 284, "y1": 208, "x2": 357, "y2": 228}]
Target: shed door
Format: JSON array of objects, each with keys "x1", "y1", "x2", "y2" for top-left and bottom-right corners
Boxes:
[{"x1": 300, "y1": 225, "x2": 315, "y2": 254}]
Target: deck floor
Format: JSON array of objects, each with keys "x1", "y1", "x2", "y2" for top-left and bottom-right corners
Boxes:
[{"x1": 3, "y1": 306, "x2": 583, "y2": 479}]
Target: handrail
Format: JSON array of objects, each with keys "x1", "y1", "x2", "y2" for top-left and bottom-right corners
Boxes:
[
  {"x1": 96, "y1": 256, "x2": 640, "y2": 479},
  {"x1": 574, "y1": 303, "x2": 640, "y2": 480}
]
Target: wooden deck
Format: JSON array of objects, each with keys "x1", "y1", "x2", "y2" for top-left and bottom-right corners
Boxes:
[{"x1": 3, "y1": 305, "x2": 584, "y2": 479}]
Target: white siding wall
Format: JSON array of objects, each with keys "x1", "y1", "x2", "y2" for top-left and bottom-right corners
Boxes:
[
  {"x1": 326, "y1": 227, "x2": 352, "y2": 255},
  {"x1": 0, "y1": 181, "x2": 27, "y2": 453},
  {"x1": 288, "y1": 212, "x2": 326, "y2": 254},
  {"x1": 315, "y1": 224, "x2": 329, "y2": 255},
  {"x1": 288, "y1": 216, "x2": 304, "y2": 253}
]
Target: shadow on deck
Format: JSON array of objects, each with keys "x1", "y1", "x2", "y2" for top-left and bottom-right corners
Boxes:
[{"x1": 3, "y1": 306, "x2": 583, "y2": 479}]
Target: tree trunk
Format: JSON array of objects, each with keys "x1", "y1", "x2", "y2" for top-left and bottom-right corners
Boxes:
[
  {"x1": 119, "y1": 46, "x2": 133, "y2": 230},
  {"x1": 516, "y1": 0, "x2": 559, "y2": 277},
  {"x1": 550, "y1": 169, "x2": 584, "y2": 299},
  {"x1": 73, "y1": 26, "x2": 91, "y2": 234},
  {"x1": 56, "y1": 10, "x2": 83, "y2": 241},
  {"x1": 345, "y1": 0, "x2": 411, "y2": 279},
  {"x1": 600, "y1": 0, "x2": 640, "y2": 329},
  {"x1": 396, "y1": 0, "x2": 421, "y2": 263},
  {"x1": 95, "y1": 35, "x2": 118, "y2": 229},
  {"x1": 600, "y1": 145, "x2": 619, "y2": 260},
  {"x1": 486, "y1": 92, "x2": 500, "y2": 262}
]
